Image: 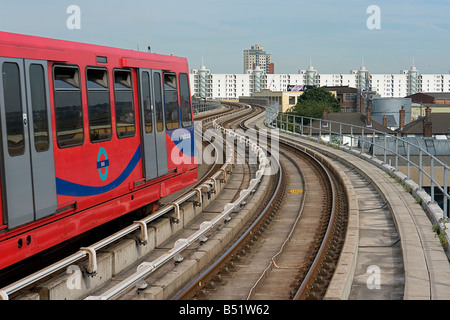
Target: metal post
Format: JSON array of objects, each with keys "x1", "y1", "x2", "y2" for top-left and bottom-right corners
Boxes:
[
  {"x1": 309, "y1": 118, "x2": 312, "y2": 136},
  {"x1": 419, "y1": 149, "x2": 423, "y2": 189},
  {"x1": 329, "y1": 120, "x2": 332, "y2": 143},
  {"x1": 361, "y1": 128, "x2": 365, "y2": 154},
  {"x1": 293, "y1": 115, "x2": 296, "y2": 135},
  {"x1": 372, "y1": 131, "x2": 376, "y2": 158},
  {"x1": 407, "y1": 142, "x2": 410, "y2": 180},
  {"x1": 431, "y1": 157, "x2": 435, "y2": 203},
  {"x1": 350, "y1": 126, "x2": 354, "y2": 150},
  {"x1": 384, "y1": 134, "x2": 387, "y2": 164},
  {"x1": 395, "y1": 139, "x2": 398, "y2": 170},
  {"x1": 319, "y1": 119, "x2": 322, "y2": 138},
  {"x1": 444, "y1": 167, "x2": 448, "y2": 219},
  {"x1": 301, "y1": 116, "x2": 304, "y2": 136}
]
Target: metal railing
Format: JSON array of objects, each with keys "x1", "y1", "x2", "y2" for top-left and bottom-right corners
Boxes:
[
  {"x1": 266, "y1": 107, "x2": 450, "y2": 219},
  {"x1": 192, "y1": 99, "x2": 221, "y2": 114}
]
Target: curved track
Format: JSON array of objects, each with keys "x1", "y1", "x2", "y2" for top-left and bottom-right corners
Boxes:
[
  {"x1": 4, "y1": 102, "x2": 350, "y2": 301},
  {"x1": 174, "y1": 102, "x2": 348, "y2": 300}
]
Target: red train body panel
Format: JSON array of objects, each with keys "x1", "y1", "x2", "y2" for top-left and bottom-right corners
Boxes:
[{"x1": 0, "y1": 32, "x2": 197, "y2": 270}]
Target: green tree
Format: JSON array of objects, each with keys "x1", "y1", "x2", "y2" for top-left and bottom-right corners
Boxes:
[{"x1": 288, "y1": 87, "x2": 341, "y2": 118}]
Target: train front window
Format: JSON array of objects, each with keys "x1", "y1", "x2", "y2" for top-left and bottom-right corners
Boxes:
[
  {"x1": 114, "y1": 70, "x2": 136, "y2": 138},
  {"x1": 87, "y1": 68, "x2": 112, "y2": 142},
  {"x1": 2, "y1": 62, "x2": 25, "y2": 156},
  {"x1": 164, "y1": 73, "x2": 179, "y2": 130},
  {"x1": 179, "y1": 73, "x2": 192, "y2": 127},
  {"x1": 53, "y1": 65, "x2": 84, "y2": 148}
]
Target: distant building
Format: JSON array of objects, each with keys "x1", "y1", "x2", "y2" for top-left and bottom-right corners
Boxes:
[
  {"x1": 406, "y1": 92, "x2": 450, "y2": 119},
  {"x1": 322, "y1": 86, "x2": 358, "y2": 112},
  {"x1": 407, "y1": 92, "x2": 450, "y2": 105},
  {"x1": 397, "y1": 106, "x2": 450, "y2": 138},
  {"x1": 190, "y1": 63, "x2": 450, "y2": 101},
  {"x1": 243, "y1": 44, "x2": 273, "y2": 74},
  {"x1": 268, "y1": 63, "x2": 275, "y2": 74},
  {"x1": 251, "y1": 89, "x2": 303, "y2": 113}
]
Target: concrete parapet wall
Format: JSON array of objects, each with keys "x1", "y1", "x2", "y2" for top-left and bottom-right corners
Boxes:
[{"x1": 17, "y1": 169, "x2": 228, "y2": 300}]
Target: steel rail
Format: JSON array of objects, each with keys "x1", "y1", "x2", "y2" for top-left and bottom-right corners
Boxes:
[
  {"x1": 173, "y1": 144, "x2": 281, "y2": 300},
  {"x1": 293, "y1": 148, "x2": 338, "y2": 300},
  {"x1": 245, "y1": 147, "x2": 306, "y2": 300},
  {"x1": 174, "y1": 103, "x2": 339, "y2": 301}
]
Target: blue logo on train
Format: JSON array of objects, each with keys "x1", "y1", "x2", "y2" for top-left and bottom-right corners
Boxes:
[{"x1": 97, "y1": 147, "x2": 109, "y2": 181}]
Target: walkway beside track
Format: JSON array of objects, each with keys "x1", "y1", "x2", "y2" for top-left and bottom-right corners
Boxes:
[{"x1": 248, "y1": 111, "x2": 450, "y2": 300}]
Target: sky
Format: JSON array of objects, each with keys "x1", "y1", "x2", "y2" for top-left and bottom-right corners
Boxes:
[{"x1": 0, "y1": 0, "x2": 449, "y2": 74}]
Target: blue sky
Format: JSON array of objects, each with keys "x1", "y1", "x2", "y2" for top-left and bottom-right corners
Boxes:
[{"x1": 1, "y1": 0, "x2": 449, "y2": 74}]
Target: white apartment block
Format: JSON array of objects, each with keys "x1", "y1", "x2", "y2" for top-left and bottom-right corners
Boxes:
[{"x1": 190, "y1": 64, "x2": 450, "y2": 100}]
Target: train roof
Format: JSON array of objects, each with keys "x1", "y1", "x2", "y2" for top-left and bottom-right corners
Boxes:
[{"x1": 0, "y1": 31, "x2": 188, "y2": 71}]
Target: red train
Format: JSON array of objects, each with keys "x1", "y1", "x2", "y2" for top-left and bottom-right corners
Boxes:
[{"x1": 0, "y1": 32, "x2": 197, "y2": 270}]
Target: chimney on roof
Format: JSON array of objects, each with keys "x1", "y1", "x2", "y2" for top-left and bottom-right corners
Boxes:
[
  {"x1": 360, "y1": 94, "x2": 365, "y2": 115},
  {"x1": 322, "y1": 106, "x2": 328, "y2": 127},
  {"x1": 383, "y1": 114, "x2": 387, "y2": 127},
  {"x1": 423, "y1": 106, "x2": 432, "y2": 138},
  {"x1": 425, "y1": 105, "x2": 432, "y2": 122},
  {"x1": 322, "y1": 106, "x2": 328, "y2": 120},
  {"x1": 366, "y1": 106, "x2": 372, "y2": 126},
  {"x1": 399, "y1": 106, "x2": 405, "y2": 130}
]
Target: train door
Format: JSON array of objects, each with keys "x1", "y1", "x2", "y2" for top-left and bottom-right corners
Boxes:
[
  {"x1": 0, "y1": 58, "x2": 57, "y2": 228},
  {"x1": 138, "y1": 69, "x2": 168, "y2": 181}
]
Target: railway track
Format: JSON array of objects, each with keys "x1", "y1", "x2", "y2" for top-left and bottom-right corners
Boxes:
[
  {"x1": 84, "y1": 102, "x2": 348, "y2": 301},
  {"x1": 3, "y1": 102, "x2": 350, "y2": 301},
  {"x1": 0, "y1": 103, "x2": 252, "y2": 300},
  {"x1": 174, "y1": 116, "x2": 348, "y2": 300}
]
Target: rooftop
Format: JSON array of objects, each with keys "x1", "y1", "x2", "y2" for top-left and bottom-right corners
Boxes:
[
  {"x1": 310, "y1": 112, "x2": 395, "y2": 134},
  {"x1": 322, "y1": 86, "x2": 358, "y2": 94},
  {"x1": 397, "y1": 113, "x2": 450, "y2": 135},
  {"x1": 407, "y1": 92, "x2": 450, "y2": 104}
]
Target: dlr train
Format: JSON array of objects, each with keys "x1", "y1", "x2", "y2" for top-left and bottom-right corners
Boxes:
[{"x1": 0, "y1": 32, "x2": 197, "y2": 270}]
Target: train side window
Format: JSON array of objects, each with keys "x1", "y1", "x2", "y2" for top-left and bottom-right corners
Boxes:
[
  {"x1": 141, "y1": 71, "x2": 153, "y2": 133},
  {"x1": 29, "y1": 64, "x2": 50, "y2": 152},
  {"x1": 179, "y1": 73, "x2": 192, "y2": 127},
  {"x1": 53, "y1": 65, "x2": 84, "y2": 148},
  {"x1": 153, "y1": 73, "x2": 164, "y2": 132},
  {"x1": 86, "y1": 68, "x2": 112, "y2": 142},
  {"x1": 164, "y1": 73, "x2": 179, "y2": 130},
  {"x1": 2, "y1": 62, "x2": 25, "y2": 156},
  {"x1": 114, "y1": 70, "x2": 136, "y2": 138}
]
